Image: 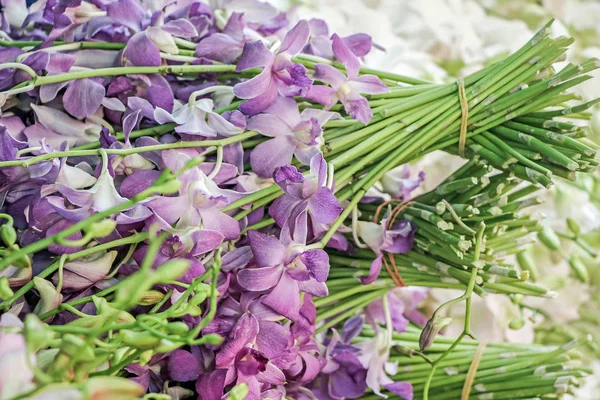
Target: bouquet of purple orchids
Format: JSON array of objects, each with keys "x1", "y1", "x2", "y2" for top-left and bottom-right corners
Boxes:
[{"x1": 0, "y1": 1, "x2": 598, "y2": 399}]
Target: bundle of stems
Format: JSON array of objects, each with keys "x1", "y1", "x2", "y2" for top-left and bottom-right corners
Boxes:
[
  {"x1": 319, "y1": 163, "x2": 552, "y2": 331},
  {"x1": 358, "y1": 325, "x2": 592, "y2": 400}
]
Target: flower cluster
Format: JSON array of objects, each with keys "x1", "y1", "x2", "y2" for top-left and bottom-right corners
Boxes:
[
  {"x1": 0, "y1": 1, "x2": 597, "y2": 399},
  {"x1": 0, "y1": 1, "x2": 424, "y2": 399}
]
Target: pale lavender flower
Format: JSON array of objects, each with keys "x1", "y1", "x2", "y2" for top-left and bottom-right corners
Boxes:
[
  {"x1": 304, "y1": 19, "x2": 373, "y2": 60},
  {"x1": 306, "y1": 34, "x2": 388, "y2": 124},
  {"x1": 357, "y1": 218, "x2": 415, "y2": 284},
  {"x1": 248, "y1": 96, "x2": 339, "y2": 177}
]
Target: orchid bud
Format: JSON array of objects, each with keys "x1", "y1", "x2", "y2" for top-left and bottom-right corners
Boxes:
[
  {"x1": 139, "y1": 290, "x2": 165, "y2": 306},
  {"x1": 84, "y1": 376, "x2": 145, "y2": 400},
  {"x1": 537, "y1": 226, "x2": 561, "y2": 251},
  {"x1": 227, "y1": 383, "x2": 249, "y2": 400},
  {"x1": 517, "y1": 250, "x2": 538, "y2": 282},
  {"x1": 188, "y1": 285, "x2": 211, "y2": 307},
  {"x1": 87, "y1": 219, "x2": 117, "y2": 238},
  {"x1": 138, "y1": 350, "x2": 153, "y2": 366},
  {"x1": 201, "y1": 333, "x2": 224, "y2": 345},
  {"x1": 24, "y1": 313, "x2": 56, "y2": 351},
  {"x1": 9, "y1": 248, "x2": 31, "y2": 269},
  {"x1": 419, "y1": 316, "x2": 452, "y2": 351},
  {"x1": 165, "y1": 321, "x2": 190, "y2": 335},
  {"x1": 154, "y1": 338, "x2": 181, "y2": 353},
  {"x1": 60, "y1": 333, "x2": 95, "y2": 362},
  {"x1": 183, "y1": 303, "x2": 203, "y2": 317},
  {"x1": 115, "y1": 270, "x2": 154, "y2": 309},
  {"x1": 153, "y1": 259, "x2": 191, "y2": 283},
  {"x1": 567, "y1": 218, "x2": 581, "y2": 237},
  {"x1": 0, "y1": 223, "x2": 17, "y2": 247},
  {"x1": 0, "y1": 277, "x2": 13, "y2": 300},
  {"x1": 509, "y1": 317, "x2": 525, "y2": 330},
  {"x1": 120, "y1": 330, "x2": 161, "y2": 349},
  {"x1": 568, "y1": 255, "x2": 589, "y2": 283}
]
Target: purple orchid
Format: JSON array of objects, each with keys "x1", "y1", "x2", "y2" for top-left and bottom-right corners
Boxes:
[
  {"x1": 366, "y1": 288, "x2": 428, "y2": 334},
  {"x1": 146, "y1": 151, "x2": 241, "y2": 239},
  {"x1": 356, "y1": 332, "x2": 413, "y2": 399},
  {"x1": 269, "y1": 154, "x2": 342, "y2": 244},
  {"x1": 248, "y1": 96, "x2": 339, "y2": 178},
  {"x1": 304, "y1": 19, "x2": 373, "y2": 60},
  {"x1": 306, "y1": 34, "x2": 388, "y2": 124},
  {"x1": 195, "y1": 12, "x2": 245, "y2": 63},
  {"x1": 237, "y1": 230, "x2": 329, "y2": 321},
  {"x1": 357, "y1": 218, "x2": 415, "y2": 284},
  {"x1": 233, "y1": 20, "x2": 313, "y2": 115},
  {"x1": 214, "y1": 312, "x2": 287, "y2": 400},
  {"x1": 314, "y1": 328, "x2": 368, "y2": 400},
  {"x1": 123, "y1": 17, "x2": 198, "y2": 66},
  {"x1": 23, "y1": 104, "x2": 102, "y2": 148},
  {"x1": 380, "y1": 165, "x2": 425, "y2": 201},
  {"x1": 132, "y1": 228, "x2": 224, "y2": 286}
]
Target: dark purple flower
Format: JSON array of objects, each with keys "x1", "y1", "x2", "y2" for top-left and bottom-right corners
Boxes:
[
  {"x1": 168, "y1": 350, "x2": 202, "y2": 382},
  {"x1": 215, "y1": 313, "x2": 287, "y2": 399},
  {"x1": 269, "y1": 154, "x2": 342, "y2": 244},
  {"x1": 306, "y1": 34, "x2": 387, "y2": 124},
  {"x1": 248, "y1": 96, "x2": 339, "y2": 177},
  {"x1": 234, "y1": 20, "x2": 313, "y2": 115},
  {"x1": 237, "y1": 230, "x2": 329, "y2": 320}
]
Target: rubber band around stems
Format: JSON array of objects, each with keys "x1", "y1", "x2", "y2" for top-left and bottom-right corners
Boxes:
[
  {"x1": 461, "y1": 340, "x2": 487, "y2": 400},
  {"x1": 457, "y1": 76, "x2": 469, "y2": 158}
]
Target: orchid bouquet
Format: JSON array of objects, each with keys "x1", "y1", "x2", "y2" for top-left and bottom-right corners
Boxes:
[{"x1": 0, "y1": 0, "x2": 598, "y2": 399}]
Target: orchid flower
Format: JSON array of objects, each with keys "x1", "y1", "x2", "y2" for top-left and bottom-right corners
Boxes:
[
  {"x1": 248, "y1": 96, "x2": 339, "y2": 177},
  {"x1": 269, "y1": 154, "x2": 342, "y2": 244},
  {"x1": 306, "y1": 34, "x2": 388, "y2": 124},
  {"x1": 233, "y1": 20, "x2": 313, "y2": 115},
  {"x1": 357, "y1": 218, "x2": 415, "y2": 284},
  {"x1": 237, "y1": 230, "x2": 330, "y2": 321}
]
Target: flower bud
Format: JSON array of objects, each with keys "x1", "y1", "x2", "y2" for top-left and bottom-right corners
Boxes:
[
  {"x1": 139, "y1": 290, "x2": 165, "y2": 306},
  {"x1": 0, "y1": 223, "x2": 17, "y2": 247},
  {"x1": 227, "y1": 383, "x2": 249, "y2": 400},
  {"x1": 0, "y1": 277, "x2": 14, "y2": 300},
  {"x1": 114, "y1": 270, "x2": 153, "y2": 309},
  {"x1": 201, "y1": 333, "x2": 224, "y2": 346},
  {"x1": 120, "y1": 330, "x2": 161, "y2": 349},
  {"x1": 60, "y1": 333, "x2": 95, "y2": 362},
  {"x1": 165, "y1": 321, "x2": 190, "y2": 335},
  {"x1": 537, "y1": 226, "x2": 561, "y2": 251},
  {"x1": 24, "y1": 313, "x2": 56, "y2": 351},
  {"x1": 517, "y1": 250, "x2": 538, "y2": 282},
  {"x1": 154, "y1": 338, "x2": 181, "y2": 353},
  {"x1": 85, "y1": 376, "x2": 145, "y2": 400},
  {"x1": 153, "y1": 259, "x2": 191, "y2": 283},
  {"x1": 419, "y1": 316, "x2": 452, "y2": 351},
  {"x1": 188, "y1": 285, "x2": 211, "y2": 307},
  {"x1": 566, "y1": 218, "x2": 581, "y2": 237},
  {"x1": 568, "y1": 255, "x2": 589, "y2": 283},
  {"x1": 509, "y1": 317, "x2": 525, "y2": 330},
  {"x1": 87, "y1": 219, "x2": 117, "y2": 238},
  {"x1": 33, "y1": 277, "x2": 63, "y2": 321}
]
